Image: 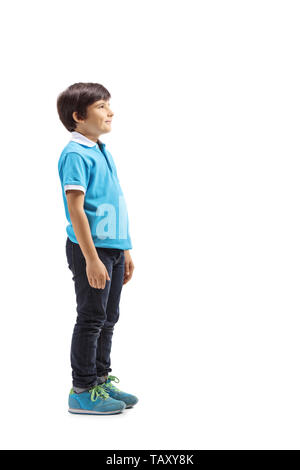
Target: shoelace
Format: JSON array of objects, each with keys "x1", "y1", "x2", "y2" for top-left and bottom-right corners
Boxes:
[
  {"x1": 88, "y1": 384, "x2": 110, "y2": 401},
  {"x1": 103, "y1": 375, "x2": 121, "y2": 392}
]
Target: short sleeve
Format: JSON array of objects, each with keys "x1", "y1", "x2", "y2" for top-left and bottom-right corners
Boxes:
[{"x1": 62, "y1": 152, "x2": 90, "y2": 193}]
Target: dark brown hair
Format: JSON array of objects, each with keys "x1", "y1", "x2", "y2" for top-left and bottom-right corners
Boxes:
[{"x1": 57, "y1": 82, "x2": 111, "y2": 132}]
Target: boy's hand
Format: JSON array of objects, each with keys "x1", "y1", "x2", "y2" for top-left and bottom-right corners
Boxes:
[
  {"x1": 86, "y1": 257, "x2": 110, "y2": 289},
  {"x1": 123, "y1": 250, "x2": 134, "y2": 285}
]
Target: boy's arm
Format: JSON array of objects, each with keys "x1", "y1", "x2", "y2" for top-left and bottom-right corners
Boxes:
[
  {"x1": 65, "y1": 190, "x2": 99, "y2": 262},
  {"x1": 66, "y1": 190, "x2": 111, "y2": 289}
]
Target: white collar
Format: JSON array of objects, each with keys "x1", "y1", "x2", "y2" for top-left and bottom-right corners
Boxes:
[{"x1": 70, "y1": 131, "x2": 105, "y2": 148}]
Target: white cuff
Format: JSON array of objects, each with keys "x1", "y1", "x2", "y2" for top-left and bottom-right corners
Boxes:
[{"x1": 64, "y1": 184, "x2": 86, "y2": 194}]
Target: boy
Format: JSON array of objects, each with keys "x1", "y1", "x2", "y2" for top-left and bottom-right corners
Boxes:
[{"x1": 57, "y1": 82, "x2": 138, "y2": 415}]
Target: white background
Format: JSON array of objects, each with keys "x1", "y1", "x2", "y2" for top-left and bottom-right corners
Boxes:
[{"x1": 0, "y1": 0, "x2": 299, "y2": 450}]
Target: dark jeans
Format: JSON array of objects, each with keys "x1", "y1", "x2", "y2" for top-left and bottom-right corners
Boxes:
[{"x1": 65, "y1": 237, "x2": 125, "y2": 389}]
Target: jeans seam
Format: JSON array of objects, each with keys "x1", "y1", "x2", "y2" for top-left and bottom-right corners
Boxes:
[{"x1": 71, "y1": 241, "x2": 75, "y2": 276}]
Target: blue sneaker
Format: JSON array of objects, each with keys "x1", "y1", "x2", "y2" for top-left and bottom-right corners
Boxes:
[
  {"x1": 68, "y1": 383, "x2": 126, "y2": 415},
  {"x1": 101, "y1": 375, "x2": 139, "y2": 409}
]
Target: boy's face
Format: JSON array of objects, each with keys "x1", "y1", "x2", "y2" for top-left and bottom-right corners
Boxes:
[{"x1": 73, "y1": 99, "x2": 114, "y2": 138}]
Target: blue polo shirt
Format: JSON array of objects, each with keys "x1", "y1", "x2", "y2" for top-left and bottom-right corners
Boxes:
[{"x1": 58, "y1": 131, "x2": 132, "y2": 250}]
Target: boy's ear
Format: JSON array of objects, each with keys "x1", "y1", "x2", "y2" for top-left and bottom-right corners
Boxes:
[
  {"x1": 72, "y1": 111, "x2": 79, "y2": 123},
  {"x1": 72, "y1": 110, "x2": 85, "y2": 124}
]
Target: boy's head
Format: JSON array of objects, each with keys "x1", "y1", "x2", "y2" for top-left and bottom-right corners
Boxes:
[{"x1": 57, "y1": 82, "x2": 113, "y2": 138}]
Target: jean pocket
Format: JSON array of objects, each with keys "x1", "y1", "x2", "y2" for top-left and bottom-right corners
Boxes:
[{"x1": 116, "y1": 250, "x2": 125, "y2": 265}]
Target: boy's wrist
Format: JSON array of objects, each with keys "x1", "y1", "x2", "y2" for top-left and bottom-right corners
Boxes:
[{"x1": 85, "y1": 254, "x2": 101, "y2": 263}]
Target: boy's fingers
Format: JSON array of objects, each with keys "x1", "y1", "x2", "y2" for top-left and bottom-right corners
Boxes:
[
  {"x1": 123, "y1": 269, "x2": 132, "y2": 284},
  {"x1": 103, "y1": 265, "x2": 110, "y2": 279}
]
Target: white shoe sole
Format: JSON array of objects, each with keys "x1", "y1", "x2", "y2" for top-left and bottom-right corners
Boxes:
[{"x1": 68, "y1": 408, "x2": 124, "y2": 415}]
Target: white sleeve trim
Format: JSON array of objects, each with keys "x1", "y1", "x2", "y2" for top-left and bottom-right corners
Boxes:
[{"x1": 64, "y1": 184, "x2": 86, "y2": 194}]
